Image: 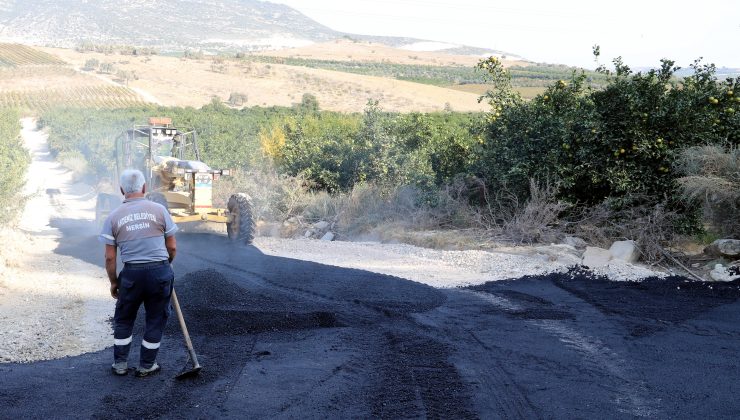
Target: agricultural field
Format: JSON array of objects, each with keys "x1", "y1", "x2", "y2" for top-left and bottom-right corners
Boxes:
[
  {"x1": 240, "y1": 55, "x2": 606, "y2": 89},
  {"x1": 0, "y1": 43, "x2": 66, "y2": 66},
  {"x1": 0, "y1": 41, "x2": 597, "y2": 113},
  {"x1": 0, "y1": 85, "x2": 147, "y2": 111},
  {"x1": 42, "y1": 46, "x2": 488, "y2": 112},
  {"x1": 0, "y1": 43, "x2": 149, "y2": 111},
  {"x1": 450, "y1": 83, "x2": 546, "y2": 99},
  {"x1": 251, "y1": 39, "x2": 492, "y2": 67},
  {"x1": 0, "y1": 41, "x2": 595, "y2": 113}
]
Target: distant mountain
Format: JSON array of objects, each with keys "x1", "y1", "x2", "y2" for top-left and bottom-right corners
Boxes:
[
  {"x1": 633, "y1": 65, "x2": 740, "y2": 79},
  {"x1": 674, "y1": 67, "x2": 740, "y2": 79},
  {"x1": 0, "y1": 0, "x2": 340, "y2": 49},
  {"x1": 0, "y1": 0, "x2": 512, "y2": 57}
]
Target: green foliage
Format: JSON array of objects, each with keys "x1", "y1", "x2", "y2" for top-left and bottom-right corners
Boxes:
[
  {"x1": 39, "y1": 107, "x2": 142, "y2": 177},
  {"x1": 386, "y1": 110, "x2": 483, "y2": 190},
  {"x1": 228, "y1": 92, "x2": 248, "y2": 107},
  {"x1": 83, "y1": 58, "x2": 99, "y2": 71},
  {"x1": 476, "y1": 57, "x2": 523, "y2": 109},
  {"x1": 39, "y1": 104, "x2": 296, "y2": 179},
  {"x1": 237, "y1": 55, "x2": 606, "y2": 88},
  {"x1": 477, "y1": 55, "x2": 740, "y2": 212},
  {"x1": 274, "y1": 111, "x2": 363, "y2": 191},
  {"x1": 296, "y1": 93, "x2": 319, "y2": 113},
  {"x1": 267, "y1": 100, "x2": 483, "y2": 193},
  {"x1": 0, "y1": 108, "x2": 29, "y2": 221},
  {"x1": 38, "y1": 51, "x2": 738, "y2": 237},
  {"x1": 75, "y1": 43, "x2": 158, "y2": 56}
]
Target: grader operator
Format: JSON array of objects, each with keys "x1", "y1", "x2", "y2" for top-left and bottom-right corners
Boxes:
[{"x1": 95, "y1": 117, "x2": 254, "y2": 244}]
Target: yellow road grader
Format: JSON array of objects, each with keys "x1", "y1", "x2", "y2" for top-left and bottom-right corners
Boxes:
[{"x1": 95, "y1": 117, "x2": 254, "y2": 244}]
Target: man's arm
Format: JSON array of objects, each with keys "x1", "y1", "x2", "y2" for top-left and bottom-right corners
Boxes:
[
  {"x1": 105, "y1": 244, "x2": 119, "y2": 299},
  {"x1": 162, "y1": 207, "x2": 178, "y2": 263},
  {"x1": 165, "y1": 235, "x2": 176, "y2": 263}
]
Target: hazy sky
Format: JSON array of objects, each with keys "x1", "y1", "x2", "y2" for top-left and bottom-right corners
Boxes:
[{"x1": 267, "y1": 0, "x2": 739, "y2": 69}]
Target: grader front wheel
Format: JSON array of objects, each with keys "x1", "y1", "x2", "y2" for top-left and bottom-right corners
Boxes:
[{"x1": 227, "y1": 193, "x2": 255, "y2": 245}]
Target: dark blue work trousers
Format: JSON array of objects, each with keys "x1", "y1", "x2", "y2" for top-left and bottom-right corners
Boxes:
[{"x1": 113, "y1": 261, "x2": 173, "y2": 368}]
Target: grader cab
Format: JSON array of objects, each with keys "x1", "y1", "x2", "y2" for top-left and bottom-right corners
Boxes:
[{"x1": 95, "y1": 117, "x2": 254, "y2": 244}]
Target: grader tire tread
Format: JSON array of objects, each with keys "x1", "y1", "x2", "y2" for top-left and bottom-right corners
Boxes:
[{"x1": 227, "y1": 193, "x2": 255, "y2": 245}]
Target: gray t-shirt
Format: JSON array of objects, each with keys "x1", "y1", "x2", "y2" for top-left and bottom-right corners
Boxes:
[{"x1": 99, "y1": 197, "x2": 178, "y2": 264}]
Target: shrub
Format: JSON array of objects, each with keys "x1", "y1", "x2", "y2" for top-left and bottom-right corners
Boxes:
[
  {"x1": 228, "y1": 92, "x2": 248, "y2": 107},
  {"x1": 0, "y1": 109, "x2": 29, "y2": 223},
  {"x1": 83, "y1": 58, "x2": 99, "y2": 71},
  {"x1": 501, "y1": 181, "x2": 571, "y2": 244},
  {"x1": 213, "y1": 166, "x2": 313, "y2": 222},
  {"x1": 571, "y1": 199, "x2": 678, "y2": 262},
  {"x1": 476, "y1": 52, "x2": 740, "y2": 227},
  {"x1": 675, "y1": 145, "x2": 740, "y2": 238},
  {"x1": 57, "y1": 150, "x2": 89, "y2": 181}
]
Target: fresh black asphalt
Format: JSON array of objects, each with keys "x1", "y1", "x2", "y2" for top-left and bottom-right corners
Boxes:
[{"x1": 2, "y1": 231, "x2": 740, "y2": 419}]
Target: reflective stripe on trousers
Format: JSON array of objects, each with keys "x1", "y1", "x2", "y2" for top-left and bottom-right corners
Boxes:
[{"x1": 113, "y1": 261, "x2": 173, "y2": 368}]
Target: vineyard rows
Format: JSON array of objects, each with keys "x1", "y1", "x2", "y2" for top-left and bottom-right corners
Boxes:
[
  {"x1": 0, "y1": 43, "x2": 66, "y2": 67},
  {"x1": 0, "y1": 85, "x2": 149, "y2": 110}
]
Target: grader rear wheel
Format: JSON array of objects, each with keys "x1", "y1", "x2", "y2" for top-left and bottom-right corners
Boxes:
[{"x1": 227, "y1": 193, "x2": 255, "y2": 245}]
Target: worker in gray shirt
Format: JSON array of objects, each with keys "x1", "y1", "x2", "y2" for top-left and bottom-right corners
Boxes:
[{"x1": 100, "y1": 169, "x2": 178, "y2": 377}]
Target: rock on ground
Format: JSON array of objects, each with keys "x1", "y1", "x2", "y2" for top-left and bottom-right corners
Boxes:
[
  {"x1": 313, "y1": 221, "x2": 330, "y2": 230},
  {"x1": 582, "y1": 247, "x2": 612, "y2": 268},
  {"x1": 562, "y1": 236, "x2": 587, "y2": 249},
  {"x1": 705, "y1": 239, "x2": 740, "y2": 260},
  {"x1": 710, "y1": 264, "x2": 740, "y2": 282},
  {"x1": 609, "y1": 240, "x2": 640, "y2": 263}
]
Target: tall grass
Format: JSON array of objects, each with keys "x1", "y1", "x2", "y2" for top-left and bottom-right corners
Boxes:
[{"x1": 675, "y1": 145, "x2": 740, "y2": 238}]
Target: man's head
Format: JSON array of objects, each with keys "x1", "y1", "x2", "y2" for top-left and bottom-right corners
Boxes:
[{"x1": 119, "y1": 169, "x2": 146, "y2": 197}]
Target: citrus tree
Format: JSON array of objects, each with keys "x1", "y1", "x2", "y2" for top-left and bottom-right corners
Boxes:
[{"x1": 477, "y1": 51, "x2": 740, "y2": 212}]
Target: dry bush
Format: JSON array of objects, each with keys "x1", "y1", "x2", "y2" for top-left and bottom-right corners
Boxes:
[
  {"x1": 335, "y1": 184, "x2": 425, "y2": 234},
  {"x1": 675, "y1": 145, "x2": 740, "y2": 238},
  {"x1": 302, "y1": 190, "x2": 341, "y2": 223},
  {"x1": 57, "y1": 150, "x2": 89, "y2": 182},
  {"x1": 214, "y1": 167, "x2": 312, "y2": 222},
  {"x1": 425, "y1": 177, "x2": 485, "y2": 229},
  {"x1": 572, "y1": 200, "x2": 677, "y2": 262},
  {"x1": 499, "y1": 181, "x2": 571, "y2": 244},
  {"x1": 475, "y1": 180, "x2": 570, "y2": 244}
]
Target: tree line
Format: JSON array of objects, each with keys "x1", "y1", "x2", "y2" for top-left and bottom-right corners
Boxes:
[{"x1": 38, "y1": 52, "x2": 740, "y2": 240}]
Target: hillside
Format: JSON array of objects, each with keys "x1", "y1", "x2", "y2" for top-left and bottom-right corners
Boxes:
[
  {"x1": 253, "y1": 39, "x2": 526, "y2": 67},
  {"x1": 0, "y1": 0, "x2": 339, "y2": 49},
  {"x1": 0, "y1": 0, "x2": 509, "y2": 59},
  {"x1": 42, "y1": 46, "x2": 487, "y2": 112}
]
